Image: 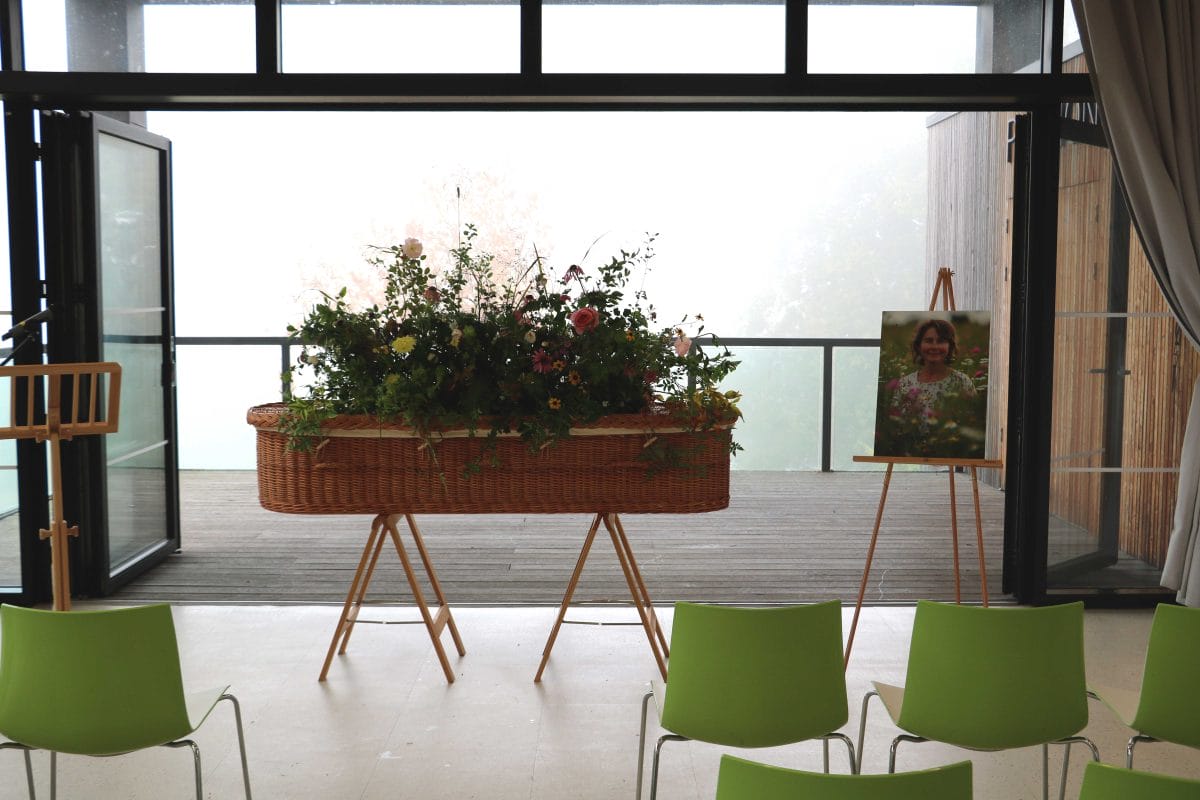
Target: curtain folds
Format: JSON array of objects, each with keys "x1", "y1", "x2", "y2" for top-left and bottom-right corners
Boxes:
[{"x1": 1073, "y1": 0, "x2": 1200, "y2": 604}]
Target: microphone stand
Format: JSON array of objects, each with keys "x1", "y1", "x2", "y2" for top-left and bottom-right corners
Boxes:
[{"x1": 0, "y1": 329, "x2": 42, "y2": 367}]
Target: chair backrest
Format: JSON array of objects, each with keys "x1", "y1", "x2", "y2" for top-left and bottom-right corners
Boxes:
[
  {"x1": 1131, "y1": 603, "x2": 1200, "y2": 749},
  {"x1": 0, "y1": 604, "x2": 192, "y2": 755},
  {"x1": 660, "y1": 601, "x2": 847, "y2": 747},
  {"x1": 1078, "y1": 762, "x2": 1200, "y2": 800},
  {"x1": 896, "y1": 600, "x2": 1087, "y2": 750},
  {"x1": 715, "y1": 754, "x2": 972, "y2": 800}
]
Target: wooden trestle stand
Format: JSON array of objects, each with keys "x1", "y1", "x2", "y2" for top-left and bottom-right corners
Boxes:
[
  {"x1": 318, "y1": 510, "x2": 668, "y2": 684},
  {"x1": 0, "y1": 363, "x2": 122, "y2": 611},
  {"x1": 843, "y1": 269, "x2": 1000, "y2": 667}
]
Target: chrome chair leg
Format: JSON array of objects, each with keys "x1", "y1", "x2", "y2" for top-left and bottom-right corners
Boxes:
[
  {"x1": 1127, "y1": 734, "x2": 1155, "y2": 769},
  {"x1": 887, "y1": 734, "x2": 927, "y2": 773},
  {"x1": 0, "y1": 742, "x2": 36, "y2": 799},
  {"x1": 220, "y1": 693, "x2": 253, "y2": 799},
  {"x1": 636, "y1": 690, "x2": 652, "y2": 800},
  {"x1": 164, "y1": 739, "x2": 202, "y2": 800},
  {"x1": 649, "y1": 734, "x2": 687, "y2": 800},
  {"x1": 50, "y1": 751, "x2": 56, "y2": 800},
  {"x1": 856, "y1": 689, "x2": 878, "y2": 774},
  {"x1": 822, "y1": 737, "x2": 829, "y2": 773},
  {"x1": 818, "y1": 733, "x2": 857, "y2": 774},
  {"x1": 1051, "y1": 736, "x2": 1099, "y2": 800}
]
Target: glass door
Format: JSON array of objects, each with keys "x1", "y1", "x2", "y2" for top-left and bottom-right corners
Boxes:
[
  {"x1": 40, "y1": 111, "x2": 180, "y2": 596},
  {"x1": 1045, "y1": 114, "x2": 1193, "y2": 597}
]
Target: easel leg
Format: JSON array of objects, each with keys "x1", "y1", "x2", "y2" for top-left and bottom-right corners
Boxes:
[
  {"x1": 384, "y1": 515, "x2": 459, "y2": 684},
  {"x1": 971, "y1": 467, "x2": 990, "y2": 606},
  {"x1": 948, "y1": 469, "x2": 962, "y2": 604},
  {"x1": 604, "y1": 513, "x2": 668, "y2": 681},
  {"x1": 535, "y1": 513, "x2": 603, "y2": 682},
  {"x1": 320, "y1": 515, "x2": 386, "y2": 681},
  {"x1": 845, "y1": 463, "x2": 894, "y2": 669}
]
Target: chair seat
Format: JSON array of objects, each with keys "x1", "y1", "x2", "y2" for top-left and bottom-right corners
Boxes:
[
  {"x1": 873, "y1": 682, "x2": 906, "y2": 724},
  {"x1": 1087, "y1": 683, "x2": 1139, "y2": 727},
  {"x1": 185, "y1": 685, "x2": 233, "y2": 730}
]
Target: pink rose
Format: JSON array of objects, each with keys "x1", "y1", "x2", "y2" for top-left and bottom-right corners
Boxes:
[
  {"x1": 423, "y1": 287, "x2": 441, "y2": 303},
  {"x1": 570, "y1": 307, "x2": 600, "y2": 334},
  {"x1": 885, "y1": 378, "x2": 900, "y2": 391},
  {"x1": 673, "y1": 335, "x2": 692, "y2": 357}
]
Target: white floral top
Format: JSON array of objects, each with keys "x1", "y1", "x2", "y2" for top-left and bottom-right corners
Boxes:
[{"x1": 893, "y1": 370, "x2": 977, "y2": 420}]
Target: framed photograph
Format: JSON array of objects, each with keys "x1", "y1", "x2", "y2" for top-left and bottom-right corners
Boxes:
[{"x1": 873, "y1": 310, "x2": 991, "y2": 459}]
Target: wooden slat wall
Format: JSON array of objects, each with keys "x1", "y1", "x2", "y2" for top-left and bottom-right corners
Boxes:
[
  {"x1": 1050, "y1": 140, "x2": 1111, "y2": 537},
  {"x1": 925, "y1": 111, "x2": 1012, "y2": 488},
  {"x1": 1119, "y1": 242, "x2": 1200, "y2": 564}
]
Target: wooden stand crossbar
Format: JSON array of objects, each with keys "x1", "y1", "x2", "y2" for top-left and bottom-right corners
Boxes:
[
  {"x1": 319, "y1": 512, "x2": 466, "y2": 684},
  {"x1": 0, "y1": 362, "x2": 121, "y2": 611},
  {"x1": 535, "y1": 512, "x2": 669, "y2": 682}
]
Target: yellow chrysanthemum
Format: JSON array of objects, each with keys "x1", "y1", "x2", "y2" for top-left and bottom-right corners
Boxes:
[
  {"x1": 568, "y1": 370, "x2": 582, "y2": 385},
  {"x1": 548, "y1": 397, "x2": 562, "y2": 410},
  {"x1": 391, "y1": 335, "x2": 416, "y2": 354}
]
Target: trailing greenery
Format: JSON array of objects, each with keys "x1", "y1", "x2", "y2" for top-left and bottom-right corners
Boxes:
[{"x1": 282, "y1": 226, "x2": 741, "y2": 475}]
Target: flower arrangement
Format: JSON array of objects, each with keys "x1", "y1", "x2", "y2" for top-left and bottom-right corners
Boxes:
[{"x1": 281, "y1": 225, "x2": 741, "y2": 476}]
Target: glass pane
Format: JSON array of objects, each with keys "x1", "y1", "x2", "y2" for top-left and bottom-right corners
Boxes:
[
  {"x1": 0, "y1": 104, "x2": 19, "y2": 591},
  {"x1": 1062, "y1": 1, "x2": 1088, "y2": 74},
  {"x1": 721, "y1": 346, "x2": 822, "y2": 470},
  {"x1": 98, "y1": 131, "x2": 169, "y2": 568},
  {"x1": 543, "y1": 1, "x2": 784, "y2": 73},
  {"x1": 808, "y1": 1, "x2": 1042, "y2": 74},
  {"x1": 22, "y1": 0, "x2": 255, "y2": 73},
  {"x1": 282, "y1": 0, "x2": 520, "y2": 73},
  {"x1": 831, "y1": 347, "x2": 882, "y2": 470},
  {"x1": 152, "y1": 110, "x2": 931, "y2": 340},
  {"x1": 1047, "y1": 134, "x2": 1178, "y2": 593},
  {"x1": 177, "y1": 345, "x2": 287, "y2": 469}
]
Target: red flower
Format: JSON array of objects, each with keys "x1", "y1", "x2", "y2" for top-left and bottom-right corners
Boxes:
[
  {"x1": 532, "y1": 349, "x2": 554, "y2": 373},
  {"x1": 570, "y1": 307, "x2": 600, "y2": 334},
  {"x1": 561, "y1": 264, "x2": 584, "y2": 284},
  {"x1": 423, "y1": 287, "x2": 441, "y2": 303}
]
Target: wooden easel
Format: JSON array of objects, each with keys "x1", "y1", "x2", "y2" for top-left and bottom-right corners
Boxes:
[
  {"x1": 844, "y1": 269, "x2": 1001, "y2": 666},
  {"x1": 0, "y1": 363, "x2": 122, "y2": 611}
]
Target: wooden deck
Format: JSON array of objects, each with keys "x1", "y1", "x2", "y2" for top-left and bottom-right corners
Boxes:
[{"x1": 109, "y1": 469, "x2": 1010, "y2": 605}]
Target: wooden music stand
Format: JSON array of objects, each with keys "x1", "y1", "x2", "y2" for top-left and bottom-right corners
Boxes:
[
  {"x1": 0, "y1": 363, "x2": 122, "y2": 611},
  {"x1": 844, "y1": 269, "x2": 1000, "y2": 666}
]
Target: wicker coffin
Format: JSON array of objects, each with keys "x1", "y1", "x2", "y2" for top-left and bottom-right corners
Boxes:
[{"x1": 247, "y1": 403, "x2": 731, "y2": 515}]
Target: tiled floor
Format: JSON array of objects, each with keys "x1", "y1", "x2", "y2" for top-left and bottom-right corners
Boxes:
[{"x1": 1, "y1": 604, "x2": 1198, "y2": 799}]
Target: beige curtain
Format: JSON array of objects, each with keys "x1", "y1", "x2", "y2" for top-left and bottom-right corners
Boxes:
[{"x1": 1073, "y1": 0, "x2": 1200, "y2": 604}]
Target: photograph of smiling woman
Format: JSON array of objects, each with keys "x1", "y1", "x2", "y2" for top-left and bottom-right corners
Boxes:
[{"x1": 872, "y1": 310, "x2": 991, "y2": 460}]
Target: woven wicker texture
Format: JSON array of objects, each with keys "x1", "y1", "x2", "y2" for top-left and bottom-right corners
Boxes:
[{"x1": 247, "y1": 404, "x2": 731, "y2": 514}]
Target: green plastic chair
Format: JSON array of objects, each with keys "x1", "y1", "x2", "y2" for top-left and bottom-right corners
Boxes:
[
  {"x1": 0, "y1": 604, "x2": 252, "y2": 800},
  {"x1": 1089, "y1": 603, "x2": 1200, "y2": 768},
  {"x1": 637, "y1": 601, "x2": 853, "y2": 800},
  {"x1": 715, "y1": 754, "x2": 972, "y2": 800},
  {"x1": 856, "y1": 601, "x2": 1097, "y2": 800},
  {"x1": 1078, "y1": 761, "x2": 1200, "y2": 799}
]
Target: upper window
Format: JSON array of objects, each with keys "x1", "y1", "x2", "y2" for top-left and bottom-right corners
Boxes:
[
  {"x1": 543, "y1": 0, "x2": 785, "y2": 74},
  {"x1": 22, "y1": 0, "x2": 256, "y2": 73},
  {"x1": 808, "y1": 1, "x2": 1044, "y2": 74},
  {"x1": 281, "y1": 0, "x2": 521, "y2": 73}
]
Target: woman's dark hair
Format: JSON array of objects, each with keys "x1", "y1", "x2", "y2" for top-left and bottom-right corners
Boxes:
[{"x1": 911, "y1": 318, "x2": 958, "y2": 365}]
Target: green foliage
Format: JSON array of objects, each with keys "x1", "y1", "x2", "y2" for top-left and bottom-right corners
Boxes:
[{"x1": 284, "y1": 226, "x2": 742, "y2": 473}]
